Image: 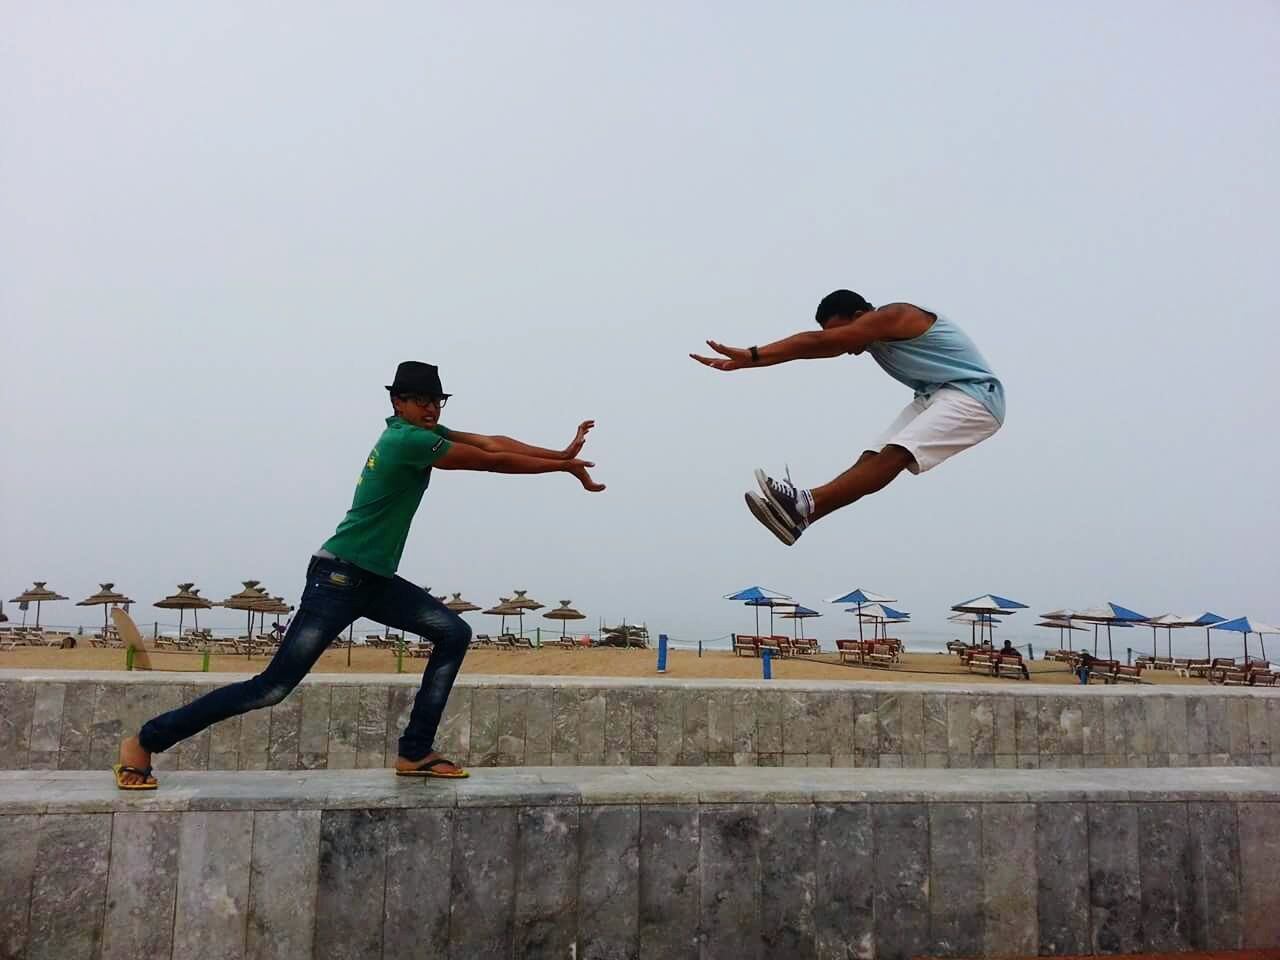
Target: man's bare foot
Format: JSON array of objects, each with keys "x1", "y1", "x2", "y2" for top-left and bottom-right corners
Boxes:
[
  {"x1": 117, "y1": 736, "x2": 156, "y2": 786},
  {"x1": 394, "y1": 751, "x2": 462, "y2": 775}
]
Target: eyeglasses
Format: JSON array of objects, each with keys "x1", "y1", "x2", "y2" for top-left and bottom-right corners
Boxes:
[{"x1": 401, "y1": 394, "x2": 449, "y2": 409}]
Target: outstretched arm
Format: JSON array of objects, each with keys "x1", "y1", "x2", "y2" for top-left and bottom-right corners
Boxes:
[
  {"x1": 445, "y1": 420, "x2": 595, "y2": 460},
  {"x1": 434, "y1": 442, "x2": 605, "y2": 492},
  {"x1": 691, "y1": 305, "x2": 915, "y2": 371}
]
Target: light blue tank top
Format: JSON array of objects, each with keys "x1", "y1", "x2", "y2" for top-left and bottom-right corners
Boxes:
[{"x1": 865, "y1": 311, "x2": 1005, "y2": 423}]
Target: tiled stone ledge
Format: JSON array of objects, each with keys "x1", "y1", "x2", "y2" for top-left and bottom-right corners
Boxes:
[
  {"x1": 0, "y1": 768, "x2": 1276, "y2": 958},
  {"x1": 2, "y1": 673, "x2": 1278, "y2": 774}
]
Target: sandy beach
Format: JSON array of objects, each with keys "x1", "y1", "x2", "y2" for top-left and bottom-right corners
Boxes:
[{"x1": 0, "y1": 644, "x2": 1208, "y2": 686}]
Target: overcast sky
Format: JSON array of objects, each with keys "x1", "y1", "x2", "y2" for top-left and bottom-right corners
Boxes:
[{"x1": 3, "y1": 3, "x2": 1277, "y2": 650}]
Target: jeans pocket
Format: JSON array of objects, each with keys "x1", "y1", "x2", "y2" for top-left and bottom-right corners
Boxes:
[{"x1": 309, "y1": 559, "x2": 365, "y2": 595}]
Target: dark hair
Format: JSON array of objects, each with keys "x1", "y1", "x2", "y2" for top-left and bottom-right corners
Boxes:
[{"x1": 815, "y1": 289, "x2": 874, "y2": 327}]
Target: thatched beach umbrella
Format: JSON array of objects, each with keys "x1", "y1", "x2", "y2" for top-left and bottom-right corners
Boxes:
[
  {"x1": 154, "y1": 583, "x2": 214, "y2": 637},
  {"x1": 483, "y1": 597, "x2": 519, "y2": 635},
  {"x1": 251, "y1": 596, "x2": 292, "y2": 636},
  {"x1": 10, "y1": 582, "x2": 68, "y2": 628},
  {"x1": 504, "y1": 590, "x2": 545, "y2": 638},
  {"x1": 543, "y1": 600, "x2": 587, "y2": 639},
  {"x1": 221, "y1": 581, "x2": 271, "y2": 639},
  {"x1": 445, "y1": 593, "x2": 481, "y2": 614},
  {"x1": 77, "y1": 583, "x2": 135, "y2": 637}
]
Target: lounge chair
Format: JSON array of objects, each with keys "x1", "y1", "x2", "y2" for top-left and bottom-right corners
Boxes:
[
  {"x1": 732, "y1": 635, "x2": 760, "y2": 657},
  {"x1": 836, "y1": 639, "x2": 864, "y2": 665}
]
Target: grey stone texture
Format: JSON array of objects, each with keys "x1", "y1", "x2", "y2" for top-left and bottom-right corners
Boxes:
[{"x1": 9, "y1": 671, "x2": 1280, "y2": 772}]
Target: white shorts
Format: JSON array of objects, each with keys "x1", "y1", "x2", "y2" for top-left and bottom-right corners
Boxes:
[{"x1": 870, "y1": 387, "x2": 1001, "y2": 474}]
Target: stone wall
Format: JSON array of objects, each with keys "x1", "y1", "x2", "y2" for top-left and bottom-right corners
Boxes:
[
  {"x1": 1, "y1": 766, "x2": 1277, "y2": 959},
  {"x1": 2, "y1": 671, "x2": 1278, "y2": 772}
]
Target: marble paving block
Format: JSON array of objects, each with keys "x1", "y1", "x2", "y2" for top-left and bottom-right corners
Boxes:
[
  {"x1": 607, "y1": 688, "x2": 637, "y2": 757},
  {"x1": 1268, "y1": 700, "x2": 1280, "y2": 761},
  {"x1": 0, "y1": 683, "x2": 35, "y2": 770},
  {"x1": 699, "y1": 804, "x2": 761, "y2": 958},
  {"x1": 1247, "y1": 698, "x2": 1269, "y2": 755},
  {"x1": 1120, "y1": 696, "x2": 1149, "y2": 756},
  {"x1": 524, "y1": 688, "x2": 554, "y2": 759},
  {"x1": 315, "y1": 809, "x2": 388, "y2": 960},
  {"x1": 631, "y1": 688, "x2": 659, "y2": 756},
  {"x1": 29, "y1": 813, "x2": 112, "y2": 960},
  {"x1": 28, "y1": 682, "x2": 66, "y2": 754},
  {"x1": 1205, "y1": 697, "x2": 1230, "y2": 755},
  {"x1": 759, "y1": 803, "x2": 815, "y2": 958},
  {"x1": 384, "y1": 686, "x2": 416, "y2": 760},
  {"x1": 1238, "y1": 801, "x2": 1280, "y2": 949},
  {"x1": 173, "y1": 811, "x2": 254, "y2": 960},
  {"x1": 497, "y1": 688, "x2": 529, "y2": 765},
  {"x1": 946, "y1": 695, "x2": 971, "y2": 762},
  {"x1": 298, "y1": 684, "x2": 333, "y2": 768},
  {"x1": 177, "y1": 684, "x2": 216, "y2": 771},
  {"x1": 515, "y1": 806, "x2": 579, "y2": 957},
  {"x1": 780, "y1": 692, "x2": 807, "y2": 756},
  {"x1": 450, "y1": 806, "x2": 517, "y2": 958},
  {"x1": 1014, "y1": 695, "x2": 1039, "y2": 756},
  {"x1": 982, "y1": 803, "x2": 1037, "y2": 959},
  {"x1": 1040, "y1": 696, "x2": 1067, "y2": 756},
  {"x1": 924, "y1": 693, "x2": 949, "y2": 754},
  {"x1": 58, "y1": 681, "x2": 98, "y2": 762},
  {"x1": 852, "y1": 693, "x2": 877, "y2": 757},
  {"x1": 639, "y1": 805, "x2": 699, "y2": 960},
  {"x1": 898, "y1": 693, "x2": 925, "y2": 757},
  {"x1": 1143, "y1": 696, "x2": 1169, "y2": 755},
  {"x1": 970, "y1": 696, "x2": 994, "y2": 757},
  {"x1": 88, "y1": 681, "x2": 123, "y2": 768},
  {"x1": 1080, "y1": 696, "x2": 1105, "y2": 756},
  {"x1": 1164, "y1": 695, "x2": 1189, "y2": 756},
  {"x1": 239, "y1": 705, "x2": 272, "y2": 770},
  {"x1": 706, "y1": 690, "x2": 733, "y2": 756},
  {"x1": 101, "y1": 812, "x2": 180, "y2": 960},
  {"x1": 814, "y1": 803, "x2": 873, "y2": 960},
  {"x1": 356, "y1": 685, "x2": 390, "y2": 767},
  {"x1": 1137, "y1": 802, "x2": 1192, "y2": 953},
  {"x1": 0, "y1": 814, "x2": 40, "y2": 958},
  {"x1": 1186, "y1": 696, "x2": 1209, "y2": 755},
  {"x1": 992, "y1": 696, "x2": 1016, "y2": 756},
  {"x1": 877, "y1": 692, "x2": 903, "y2": 755},
  {"x1": 553, "y1": 687, "x2": 582, "y2": 758},
  {"x1": 730, "y1": 689, "x2": 757, "y2": 756},
  {"x1": 1185, "y1": 801, "x2": 1241, "y2": 951},
  {"x1": 1087, "y1": 803, "x2": 1143, "y2": 955},
  {"x1": 1102, "y1": 697, "x2": 1125, "y2": 757},
  {"x1": 579, "y1": 688, "x2": 607, "y2": 761},
  {"x1": 579, "y1": 805, "x2": 640, "y2": 960},
  {"x1": 872, "y1": 803, "x2": 929, "y2": 960},
  {"x1": 927, "y1": 804, "x2": 983, "y2": 958},
  {"x1": 209, "y1": 712, "x2": 243, "y2": 771},
  {"x1": 656, "y1": 689, "x2": 685, "y2": 764},
  {"x1": 383, "y1": 808, "x2": 453, "y2": 960},
  {"x1": 1060, "y1": 701, "x2": 1084, "y2": 757},
  {"x1": 1036, "y1": 802, "x2": 1089, "y2": 956},
  {"x1": 1226, "y1": 698, "x2": 1250, "y2": 759},
  {"x1": 267, "y1": 693, "x2": 302, "y2": 770},
  {"x1": 470, "y1": 688, "x2": 500, "y2": 765},
  {"x1": 246, "y1": 809, "x2": 323, "y2": 960},
  {"x1": 432, "y1": 686, "x2": 471, "y2": 765},
  {"x1": 326, "y1": 686, "x2": 360, "y2": 770}
]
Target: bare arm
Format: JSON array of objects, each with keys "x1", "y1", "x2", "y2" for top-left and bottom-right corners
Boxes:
[
  {"x1": 435, "y1": 442, "x2": 605, "y2": 491},
  {"x1": 691, "y1": 305, "x2": 920, "y2": 371},
  {"x1": 445, "y1": 420, "x2": 595, "y2": 460}
]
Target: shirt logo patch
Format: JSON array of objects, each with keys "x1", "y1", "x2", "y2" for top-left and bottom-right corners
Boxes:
[
  {"x1": 431, "y1": 438, "x2": 445, "y2": 453},
  {"x1": 328, "y1": 572, "x2": 352, "y2": 585}
]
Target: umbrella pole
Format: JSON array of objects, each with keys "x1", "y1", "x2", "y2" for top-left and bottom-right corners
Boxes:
[
  {"x1": 179, "y1": 609, "x2": 185, "y2": 639},
  {"x1": 858, "y1": 603, "x2": 864, "y2": 642},
  {"x1": 36, "y1": 600, "x2": 41, "y2": 629},
  {"x1": 754, "y1": 607, "x2": 760, "y2": 637},
  {"x1": 1093, "y1": 624, "x2": 1099, "y2": 656},
  {"x1": 1107, "y1": 624, "x2": 1113, "y2": 660},
  {"x1": 1206, "y1": 626, "x2": 1211, "y2": 660}
]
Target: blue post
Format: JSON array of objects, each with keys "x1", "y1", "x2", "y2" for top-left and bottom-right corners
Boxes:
[
  {"x1": 657, "y1": 634, "x2": 668, "y2": 673},
  {"x1": 762, "y1": 649, "x2": 773, "y2": 680}
]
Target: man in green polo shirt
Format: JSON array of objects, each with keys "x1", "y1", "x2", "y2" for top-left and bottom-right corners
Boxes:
[{"x1": 115, "y1": 361, "x2": 604, "y2": 788}]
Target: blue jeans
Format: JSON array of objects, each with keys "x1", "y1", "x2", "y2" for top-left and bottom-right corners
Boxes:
[{"x1": 139, "y1": 555, "x2": 472, "y2": 761}]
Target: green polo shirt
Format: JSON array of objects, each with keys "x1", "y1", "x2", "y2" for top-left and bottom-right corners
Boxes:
[{"x1": 321, "y1": 417, "x2": 453, "y2": 577}]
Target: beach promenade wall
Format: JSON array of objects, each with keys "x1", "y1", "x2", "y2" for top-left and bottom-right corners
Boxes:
[
  {"x1": 1, "y1": 766, "x2": 1277, "y2": 959},
  {"x1": 3, "y1": 669, "x2": 1279, "y2": 772}
]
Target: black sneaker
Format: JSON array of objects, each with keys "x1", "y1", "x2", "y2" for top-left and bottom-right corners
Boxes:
[
  {"x1": 754, "y1": 467, "x2": 810, "y2": 532},
  {"x1": 745, "y1": 492, "x2": 804, "y2": 546}
]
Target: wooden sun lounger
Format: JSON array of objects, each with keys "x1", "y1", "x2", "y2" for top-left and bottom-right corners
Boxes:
[
  {"x1": 866, "y1": 642, "x2": 896, "y2": 669},
  {"x1": 732, "y1": 635, "x2": 760, "y2": 657},
  {"x1": 995, "y1": 654, "x2": 1029, "y2": 680},
  {"x1": 836, "y1": 640, "x2": 864, "y2": 665}
]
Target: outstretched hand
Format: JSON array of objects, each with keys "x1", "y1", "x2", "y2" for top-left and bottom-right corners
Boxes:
[
  {"x1": 566, "y1": 459, "x2": 606, "y2": 493},
  {"x1": 690, "y1": 340, "x2": 752, "y2": 371},
  {"x1": 563, "y1": 419, "x2": 596, "y2": 459}
]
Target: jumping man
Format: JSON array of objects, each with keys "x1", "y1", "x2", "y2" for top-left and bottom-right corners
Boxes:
[
  {"x1": 115, "y1": 360, "x2": 604, "y2": 788},
  {"x1": 692, "y1": 290, "x2": 1004, "y2": 545}
]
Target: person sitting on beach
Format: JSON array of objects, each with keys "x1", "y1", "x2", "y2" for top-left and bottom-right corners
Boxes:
[
  {"x1": 115, "y1": 361, "x2": 604, "y2": 789},
  {"x1": 692, "y1": 291, "x2": 1003, "y2": 545},
  {"x1": 1000, "y1": 639, "x2": 1031, "y2": 679}
]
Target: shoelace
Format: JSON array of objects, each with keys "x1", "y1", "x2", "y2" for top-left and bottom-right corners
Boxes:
[{"x1": 770, "y1": 466, "x2": 798, "y2": 501}]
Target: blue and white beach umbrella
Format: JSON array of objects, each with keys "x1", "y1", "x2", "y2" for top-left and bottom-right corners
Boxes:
[
  {"x1": 828, "y1": 587, "x2": 896, "y2": 641},
  {"x1": 952, "y1": 594, "x2": 1028, "y2": 644},
  {"x1": 851, "y1": 602, "x2": 910, "y2": 641},
  {"x1": 1073, "y1": 603, "x2": 1148, "y2": 659},
  {"x1": 780, "y1": 604, "x2": 822, "y2": 640},
  {"x1": 1194, "y1": 612, "x2": 1227, "y2": 659},
  {"x1": 949, "y1": 611, "x2": 1004, "y2": 645},
  {"x1": 1209, "y1": 616, "x2": 1280, "y2": 665},
  {"x1": 725, "y1": 586, "x2": 793, "y2": 637}
]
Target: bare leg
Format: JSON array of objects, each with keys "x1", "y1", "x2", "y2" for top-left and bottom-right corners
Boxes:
[{"x1": 808, "y1": 445, "x2": 915, "y2": 522}]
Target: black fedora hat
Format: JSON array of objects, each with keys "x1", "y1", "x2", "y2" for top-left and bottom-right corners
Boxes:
[{"x1": 385, "y1": 361, "x2": 449, "y2": 398}]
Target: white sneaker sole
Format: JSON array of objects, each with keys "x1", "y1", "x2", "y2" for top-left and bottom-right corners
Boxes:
[
  {"x1": 754, "y1": 467, "x2": 802, "y2": 522},
  {"x1": 745, "y1": 492, "x2": 798, "y2": 546}
]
